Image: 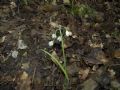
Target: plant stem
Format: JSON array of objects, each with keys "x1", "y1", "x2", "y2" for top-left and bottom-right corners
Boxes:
[
  {"x1": 59, "y1": 26, "x2": 69, "y2": 90},
  {"x1": 59, "y1": 26, "x2": 66, "y2": 69}
]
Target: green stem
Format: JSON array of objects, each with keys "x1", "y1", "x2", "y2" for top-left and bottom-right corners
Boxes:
[
  {"x1": 59, "y1": 26, "x2": 69, "y2": 90},
  {"x1": 59, "y1": 26, "x2": 66, "y2": 69}
]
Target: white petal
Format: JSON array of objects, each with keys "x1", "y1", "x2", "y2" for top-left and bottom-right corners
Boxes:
[
  {"x1": 66, "y1": 30, "x2": 72, "y2": 36},
  {"x1": 57, "y1": 36, "x2": 62, "y2": 41},
  {"x1": 69, "y1": 31, "x2": 72, "y2": 36},
  {"x1": 48, "y1": 41, "x2": 54, "y2": 46},
  {"x1": 52, "y1": 34, "x2": 57, "y2": 39},
  {"x1": 11, "y1": 50, "x2": 18, "y2": 58}
]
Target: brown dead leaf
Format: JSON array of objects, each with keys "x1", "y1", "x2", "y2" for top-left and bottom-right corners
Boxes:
[
  {"x1": 88, "y1": 40, "x2": 103, "y2": 48},
  {"x1": 17, "y1": 71, "x2": 31, "y2": 90},
  {"x1": 113, "y1": 49, "x2": 120, "y2": 59},
  {"x1": 92, "y1": 65, "x2": 99, "y2": 71},
  {"x1": 21, "y1": 62, "x2": 30, "y2": 70},
  {"x1": 0, "y1": 36, "x2": 6, "y2": 43},
  {"x1": 78, "y1": 68, "x2": 90, "y2": 80},
  {"x1": 88, "y1": 33, "x2": 103, "y2": 48},
  {"x1": 84, "y1": 57, "x2": 102, "y2": 64},
  {"x1": 84, "y1": 48, "x2": 108, "y2": 64},
  {"x1": 20, "y1": 71, "x2": 28, "y2": 80},
  {"x1": 66, "y1": 63, "x2": 79, "y2": 76},
  {"x1": 82, "y1": 78, "x2": 98, "y2": 90}
]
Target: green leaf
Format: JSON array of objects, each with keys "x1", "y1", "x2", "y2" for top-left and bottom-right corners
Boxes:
[{"x1": 41, "y1": 49, "x2": 69, "y2": 81}]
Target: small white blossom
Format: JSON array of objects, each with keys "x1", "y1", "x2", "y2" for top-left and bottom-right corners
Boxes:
[
  {"x1": 72, "y1": 35, "x2": 77, "y2": 38},
  {"x1": 18, "y1": 39, "x2": 27, "y2": 49},
  {"x1": 11, "y1": 50, "x2": 18, "y2": 58},
  {"x1": 66, "y1": 30, "x2": 72, "y2": 37},
  {"x1": 48, "y1": 41, "x2": 54, "y2": 46},
  {"x1": 57, "y1": 36, "x2": 62, "y2": 41},
  {"x1": 52, "y1": 34, "x2": 57, "y2": 39}
]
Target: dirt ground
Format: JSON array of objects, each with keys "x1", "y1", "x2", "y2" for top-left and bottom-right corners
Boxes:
[{"x1": 0, "y1": 0, "x2": 120, "y2": 90}]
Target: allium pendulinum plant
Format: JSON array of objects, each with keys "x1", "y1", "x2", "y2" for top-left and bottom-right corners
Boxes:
[{"x1": 41, "y1": 24, "x2": 73, "y2": 89}]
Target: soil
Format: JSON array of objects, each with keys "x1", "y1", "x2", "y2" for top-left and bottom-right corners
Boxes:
[{"x1": 0, "y1": 0, "x2": 120, "y2": 90}]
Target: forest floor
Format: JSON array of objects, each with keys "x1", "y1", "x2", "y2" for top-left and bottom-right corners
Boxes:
[{"x1": 0, "y1": 0, "x2": 120, "y2": 90}]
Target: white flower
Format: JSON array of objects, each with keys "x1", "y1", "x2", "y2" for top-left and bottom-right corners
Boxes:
[
  {"x1": 57, "y1": 36, "x2": 62, "y2": 41},
  {"x1": 66, "y1": 30, "x2": 72, "y2": 37},
  {"x1": 52, "y1": 34, "x2": 57, "y2": 39},
  {"x1": 18, "y1": 40, "x2": 27, "y2": 49},
  {"x1": 48, "y1": 41, "x2": 54, "y2": 46},
  {"x1": 11, "y1": 50, "x2": 18, "y2": 58}
]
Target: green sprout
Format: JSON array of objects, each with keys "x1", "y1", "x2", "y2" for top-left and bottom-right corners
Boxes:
[
  {"x1": 41, "y1": 24, "x2": 73, "y2": 89},
  {"x1": 41, "y1": 49, "x2": 69, "y2": 80}
]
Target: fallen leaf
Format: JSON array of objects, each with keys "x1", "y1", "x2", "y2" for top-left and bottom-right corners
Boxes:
[
  {"x1": 84, "y1": 48, "x2": 108, "y2": 64},
  {"x1": 88, "y1": 33, "x2": 103, "y2": 48},
  {"x1": 79, "y1": 68, "x2": 90, "y2": 80},
  {"x1": 21, "y1": 63, "x2": 29, "y2": 70},
  {"x1": 18, "y1": 39, "x2": 28, "y2": 49},
  {"x1": 84, "y1": 57, "x2": 102, "y2": 64},
  {"x1": 82, "y1": 78, "x2": 98, "y2": 90},
  {"x1": 0, "y1": 36, "x2": 6, "y2": 43},
  {"x1": 20, "y1": 71, "x2": 28, "y2": 80},
  {"x1": 113, "y1": 49, "x2": 120, "y2": 59},
  {"x1": 18, "y1": 72, "x2": 31, "y2": 90},
  {"x1": 66, "y1": 63, "x2": 79, "y2": 76},
  {"x1": 88, "y1": 40, "x2": 103, "y2": 48}
]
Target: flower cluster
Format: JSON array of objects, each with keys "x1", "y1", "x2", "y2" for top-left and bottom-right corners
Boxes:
[{"x1": 48, "y1": 22, "x2": 73, "y2": 47}]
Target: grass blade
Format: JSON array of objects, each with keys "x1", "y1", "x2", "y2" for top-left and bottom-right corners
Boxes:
[{"x1": 41, "y1": 49, "x2": 69, "y2": 80}]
